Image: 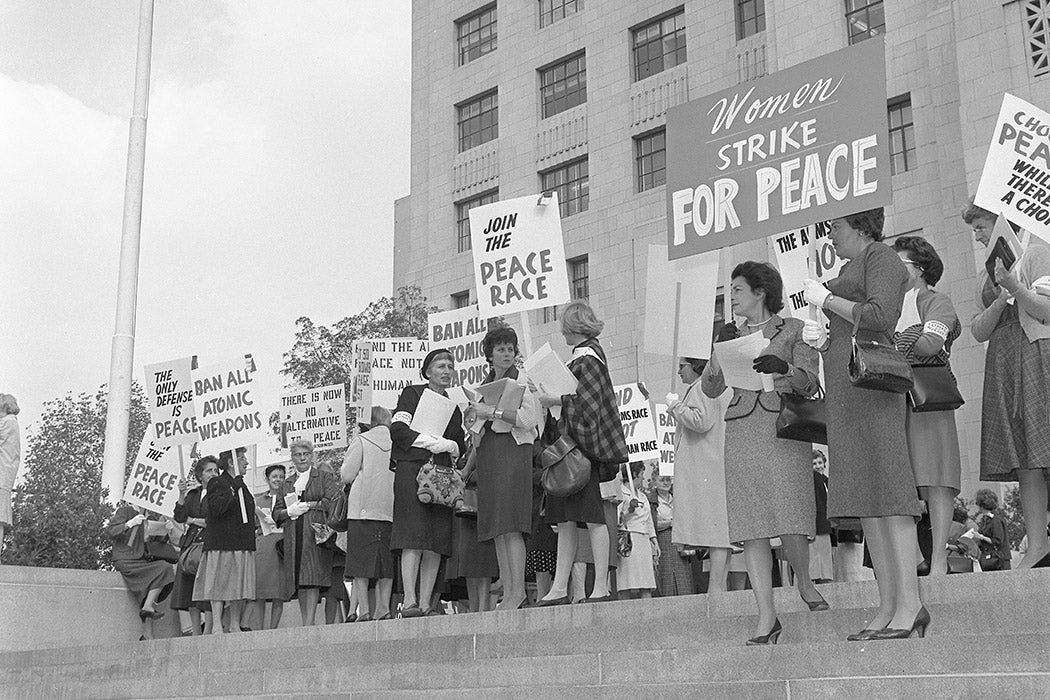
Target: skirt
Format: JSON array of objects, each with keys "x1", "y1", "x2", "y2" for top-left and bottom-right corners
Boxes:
[
  {"x1": 391, "y1": 459, "x2": 454, "y2": 557},
  {"x1": 476, "y1": 431, "x2": 533, "y2": 540},
  {"x1": 525, "y1": 549, "x2": 557, "y2": 576},
  {"x1": 255, "y1": 533, "x2": 290, "y2": 601},
  {"x1": 169, "y1": 568, "x2": 202, "y2": 611},
  {"x1": 543, "y1": 464, "x2": 609, "y2": 525},
  {"x1": 616, "y1": 531, "x2": 655, "y2": 591},
  {"x1": 447, "y1": 515, "x2": 498, "y2": 579},
  {"x1": 344, "y1": 519, "x2": 396, "y2": 579},
  {"x1": 192, "y1": 550, "x2": 256, "y2": 602},
  {"x1": 655, "y1": 528, "x2": 694, "y2": 596},
  {"x1": 809, "y1": 534, "x2": 834, "y2": 581},
  {"x1": 113, "y1": 557, "x2": 175, "y2": 608},
  {"x1": 905, "y1": 409, "x2": 961, "y2": 493}
]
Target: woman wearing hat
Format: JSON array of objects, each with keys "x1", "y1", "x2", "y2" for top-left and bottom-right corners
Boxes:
[{"x1": 390, "y1": 348, "x2": 467, "y2": 617}]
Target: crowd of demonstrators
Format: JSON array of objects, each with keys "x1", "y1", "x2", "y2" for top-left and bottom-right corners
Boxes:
[{"x1": 0, "y1": 394, "x2": 20, "y2": 560}]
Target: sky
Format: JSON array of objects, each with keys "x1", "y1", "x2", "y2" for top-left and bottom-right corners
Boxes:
[{"x1": 0, "y1": 1, "x2": 412, "y2": 461}]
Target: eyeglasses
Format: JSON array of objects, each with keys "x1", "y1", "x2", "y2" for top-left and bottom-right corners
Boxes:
[{"x1": 972, "y1": 225, "x2": 989, "y2": 234}]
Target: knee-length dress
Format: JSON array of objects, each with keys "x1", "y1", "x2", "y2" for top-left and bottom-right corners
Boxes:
[
  {"x1": 702, "y1": 316, "x2": 820, "y2": 542},
  {"x1": 825, "y1": 242, "x2": 921, "y2": 520},
  {"x1": 974, "y1": 241, "x2": 1050, "y2": 481},
  {"x1": 616, "y1": 481, "x2": 656, "y2": 592},
  {"x1": 254, "y1": 492, "x2": 291, "y2": 601},
  {"x1": 275, "y1": 466, "x2": 340, "y2": 590},
  {"x1": 171, "y1": 488, "x2": 205, "y2": 610},
  {"x1": 104, "y1": 505, "x2": 176, "y2": 608},
  {"x1": 893, "y1": 288, "x2": 963, "y2": 493}
]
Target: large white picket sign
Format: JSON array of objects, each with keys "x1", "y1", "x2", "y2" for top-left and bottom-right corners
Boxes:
[
  {"x1": 614, "y1": 382, "x2": 660, "y2": 462},
  {"x1": 428, "y1": 306, "x2": 490, "y2": 389},
  {"x1": 281, "y1": 383, "x2": 348, "y2": 450},
  {"x1": 351, "y1": 338, "x2": 428, "y2": 413},
  {"x1": 122, "y1": 436, "x2": 180, "y2": 517},
  {"x1": 769, "y1": 222, "x2": 844, "y2": 320},
  {"x1": 144, "y1": 357, "x2": 198, "y2": 446},
  {"x1": 191, "y1": 358, "x2": 267, "y2": 455}
]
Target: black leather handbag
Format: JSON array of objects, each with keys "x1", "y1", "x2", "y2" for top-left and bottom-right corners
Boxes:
[
  {"x1": 908, "y1": 364, "x2": 965, "y2": 412},
  {"x1": 540, "y1": 434, "x2": 592, "y2": 497},
  {"x1": 848, "y1": 317, "x2": 914, "y2": 394},
  {"x1": 775, "y1": 391, "x2": 827, "y2": 445}
]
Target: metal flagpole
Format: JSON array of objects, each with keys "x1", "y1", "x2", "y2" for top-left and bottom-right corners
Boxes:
[{"x1": 101, "y1": 0, "x2": 156, "y2": 504}]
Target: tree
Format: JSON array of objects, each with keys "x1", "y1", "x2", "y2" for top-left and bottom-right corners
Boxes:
[
  {"x1": 2, "y1": 385, "x2": 150, "y2": 569},
  {"x1": 1001, "y1": 485, "x2": 1027, "y2": 551}
]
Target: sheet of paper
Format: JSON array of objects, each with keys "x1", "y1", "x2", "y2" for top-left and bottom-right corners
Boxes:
[
  {"x1": 713, "y1": 332, "x2": 776, "y2": 392},
  {"x1": 409, "y1": 389, "x2": 457, "y2": 436},
  {"x1": 523, "y1": 343, "x2": 578, "y2": 397},
  {"x1": 445, "y1": 385, "x2": 471, "y2": 408},
  {"x1": 257, "y1": 507, "x2": 278, "y2": 536},
  {"x1": 284, "y1": 492, "x2": 299, "y2": 508}
]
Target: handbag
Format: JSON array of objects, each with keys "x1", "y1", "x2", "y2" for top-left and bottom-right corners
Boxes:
[
  {"x1": 455, "y1": 487, "x2": 479, "y2": 519},
  {"x1": 311, "y1": 522, "x2": 338, "y2": 548},
  {"x1": 908, "y1": 364, "x2": 965, "y2": 412},
  {"x1": 978, "y1": 544, "x2": 1004, "y2": 571},
  {"x1": 848, "y1": 316, "x2": 913, "y2": 393},
  {"x1": 775, "y1": 390, "x2": 827, "y2": 444},
  {"x1": 176, "y1": 540, "x2": 204, "y2": 576},
  {"x1": 144, "y1": 539, "x2": 179, "y2": 564},
  {"x1": 540, "y1": 434, "x2": 592, "y2": 497},
  {"x1": 327, "y1": 487, "x2": 350, "y2": 532},
  {"x1": 616, "y1": 520, "x2": 633, "y2": 558},
  {"x1": 416, "y1": 456, "x2": 465, "y2": 509}
]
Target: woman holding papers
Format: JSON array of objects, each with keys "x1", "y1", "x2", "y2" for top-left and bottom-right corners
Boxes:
[
  {"x1": 532, "y1": 301, "x2": 630, "y2": 606},
  {"x1": 465, "y1": 326, "x2": 542, "y2": 611},
  {"x1": 390, "y1": 348, "x2": 467, "y2": 617},
  {"x1": 703, "y1": 261, "x2": 824, "y2": 645},
  {"x1": 666, "y1": 356, "x2": 733, "y2": 593},
  {"x1": 171, "y1": 457, "x2": 219, "y2": 634},
  {"x1": 274, "y1": 439, "x2": 340, "y2": 626},
  {"x1": 964, "y1": 201, "x2": 1050, "y2": 569},
  {"x1": 891, "y1": 236, "x2": 963, "y2": 577},
  {"x1": 251, "y1": 464, "x2": 291, "y2": 629},
  {"x1": 802, "y1": 208, "x2": 926, "y2": 641},
  {"x1": 192, "y1": 450, "x2": 257, "y2": 634},
  {"x1": 104, "y1": 504, "x2": 176, "y2": 640}
]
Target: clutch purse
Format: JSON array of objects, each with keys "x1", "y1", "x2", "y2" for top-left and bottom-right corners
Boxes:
[
  {"x1": 848, "y1": 317, "x2": 913, "y2": 394},
  {"x1": 775, "y1": 391, "x2": 827, "y2": 444},
  {"x1": 540, "y1": 435, "x2": 592, "y2": 497},
  {"x1": 908, "y1": 364, "x2": 965, "y2": 412}
]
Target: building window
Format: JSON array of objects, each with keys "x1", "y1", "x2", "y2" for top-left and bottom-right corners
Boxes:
[
  {"x1": 540, "y1": 52, "x2": 587, "y2": 118},
  {"x1": 539, "y1": 0, "x2": 582, "y2": 27},
  {"x1": 632, "y1": 9, "x2": 687, "y2": 81},
  {"x1": 457, "y1": 4, "x2": 497, "y2": 66},
  {"x1": 845, "y1": 0, "x2": 885, "y2": 45},
  {"x1": 635, "y1": 129, "x2": 666, "y2": 192},
  {"x1": 541, "y1": 157, "x2": 589, "y2": 218},
  {"x1": 456, "y1": 189, "x2": 499, "y2": 253},
  {"x1": 457, "y1": 90, "x2": 498, "y2": 152},
  {"x1": 451, "y1": 291, "x2": 471, "y2": 309},
  {"x1": 1024, "y1": 0, "x2": 1050, "y2": 77},
  {"x1": 569, "y1": 256, "x2": 589, "y2": 300},
  {"x1": 735, "y1": 0, "x2": 765, "y2": 40},
  {"x1": 888, "y1": 97, "x2": 915, "y2": 175}
]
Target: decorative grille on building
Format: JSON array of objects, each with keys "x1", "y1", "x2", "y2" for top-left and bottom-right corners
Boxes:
[{"x1": 1024, "y1": 0, "x2": 1050, "y2": 77}]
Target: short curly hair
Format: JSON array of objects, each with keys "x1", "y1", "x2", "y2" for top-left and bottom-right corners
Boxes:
[
  {"x1": 843, "y1": 207, "x2": 885, "y2": 241},
  {"x1": 974, "y1": 488, "x2": 999, "y2": 512},
  {"x1": 732, "y1": 261, "x2": 785, "y2": 314},
  {"x1": 482, "y1": 326, "x2": 519, "y2": 362},
  {"x1": 192, "y1": 455, "x2": 219, "y2": 482},
  {"x1": 961, "y1": 195, "x2": 996, "y2": 225},
  {"x1": 893, "y1": 235, "x2": 944, "y2": 286}
]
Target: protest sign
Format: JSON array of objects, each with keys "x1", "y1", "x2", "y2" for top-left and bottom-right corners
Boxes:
[
  {"x1": 768, "y1": 221, "x2": 844, "y2": 319},
  {"x1": 191, "y1": 358, "x2": 267, "y2": 455},
  {"x1": 281, "y1": 383, "x2": 348, "y2": 451},
  {"x1": 653, "y1": 403, "x2": 676, "y2": 476},
  {"x1": 123, "y1": 436, "x2": 180, "y2": 517},
  {"x1": 468, "y1": 193, "x2": 571, "y2": 318},
  {"x1": 428, "y1": 306, "x2": 490, "y2": 389},
  {"x1": 144, "y1": 357, "x2": 198, "y2": 446},
  {"x1": 351, "y1": 338, "x2": 429, "y2": 413},
  {"x1": 975, "y1": 92, "x2": 1050, "y2": 244},
  {"x1": 666, "y1": 37, "x2": 891, "y2": 259},
  {"x1": 643, "y1": 245, "x2": 721, "y2": 359},
  {"x1": 614, "y1": 383, "x2": 660, "y2": 462}
]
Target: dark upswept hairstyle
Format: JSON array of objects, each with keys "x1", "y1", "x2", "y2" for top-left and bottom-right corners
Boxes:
[
  {"x1": 893, "y1": 235, "x2": 945, "y2": 286},
  {"x1": 974, "y1": 488, "x2": 999, "y2": 512},
  {"x1": 263, "y1": 463, "x2": 287, "y2": 479},
  {"x1": 731, "y1": 261, "x2": 784, "y2": 314},
  {"x1": 680, "y1": 357, "x2": 707, "y2": 376},
  {"x1": 482, "y1": 325, "x2": 519, "y2": 362},
  {"x1": 960, "y1": 195, "x2": 996, "y2": 225},
  {"x1": 844, "y1": 207, "x2": 885, "y2": 241},
  {"x1": 192, "y1": 455, "x2": 219, "y2": 482}
]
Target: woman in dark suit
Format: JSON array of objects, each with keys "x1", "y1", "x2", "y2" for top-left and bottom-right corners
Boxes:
[
  {"x1": 533, "y1": 301, "x2": 630, "y2": 605},
  {"x1": 170, "y1": 457, "x2": 219, "y2": 635},
  {"x1": 104, "y1": 504, "x2": 176, "y2": 641},
  {"x1": 390, "y1": 348, "x2": 466, "y2": 617},
  {"x1": 973, "y1": 488, "x2": 1011, "y2": 571},
  {"x1": 803, "y1": 208, "x2": 926, "y2": 641}
]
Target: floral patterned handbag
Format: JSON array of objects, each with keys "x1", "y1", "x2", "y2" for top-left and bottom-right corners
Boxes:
[{"x1": 416, "y1": 456, "x2": 465, "y2": 509}]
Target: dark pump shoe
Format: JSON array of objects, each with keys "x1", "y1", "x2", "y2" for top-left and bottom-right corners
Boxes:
[
  {"x1": 800, "y1": 590, "x2": 830, "y2": 612},
  {"x1": 846, "y1": 626, "x2": 885, "y2": 642},
  {"x1": 532, "y1": 595, "x2": 571, "y2": 607},
  {"x1": 745, "y1": 618, "x2": 782, "y2": 646},
  {"x1": 871, "y1": 607, "x2": 931, "y2": 640}
]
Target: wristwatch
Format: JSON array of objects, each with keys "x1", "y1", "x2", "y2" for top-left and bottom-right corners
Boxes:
[{"x1": 494, "y1": 408, "x2": 505, "y2": 421}]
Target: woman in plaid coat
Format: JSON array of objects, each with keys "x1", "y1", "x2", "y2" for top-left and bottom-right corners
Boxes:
[{"x1": 534, "y1": 302, "x2": 630, "y2": 605}]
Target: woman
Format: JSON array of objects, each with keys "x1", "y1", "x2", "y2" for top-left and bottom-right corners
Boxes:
[
  {"x1": 652, "y1": 474, "x2": 694, "y2": 596},
  {"x1": 104, "y1": 504, "x2": 176, "y2": 640},
  {"x1": 252, "y1": 463, "x2": 292, "y2": 629},
  {"x1": 972, "y1": 488, "x2": 1011, "y2": 572},
  {"x1": 274, "y1": 438, "x2": 340, "y2": 626},
  {"x1": 667, "y1": 357, "x2": 733, "y2": 593},
  {"x1": 617, "y1": 464, "x2": 658, "y2": 599},
  {"x1": 533, "y1": 301, "x2": 630, "y2": 606},
  {"x1": 390, "y1": 348, "x2": 466, "y2": 617},
  {"x1": 704, "y1": 261, "x2": 825, "y2": 645},
  {"x1": 340, "y1": 406, "x2": 397, "y2": 622},
  {"x1": 192, "y1": 449, "x2": 256, "y2": 633},
  {"x1": 0, "y1": 393, "x2": 20, "y2": 554},
  {"x1": 892, "y1": 235, "x2": 963, "y2": 577},
  {"x1": 446, "y1": 468, "x2": 499, "y2": 613},
  {"x1": 803, "y1": 207, "x2": 927, "y2": 641},
  {"x1": 809, "y1": 450, "x2": 834, "y2": 584},
  {"x1": 171, "y1": 457, "x2": 218, "y2": 634},
  {"x1": 964, "y1": 201, "x2": 1050, "y2": 569},
  {"x1": 465, "y1": 326, "x2": 541, "y2": 611}
]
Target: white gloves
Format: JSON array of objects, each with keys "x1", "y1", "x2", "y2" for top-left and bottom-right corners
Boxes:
[
  {"x1": 412, "y1": 433, "x2": 460, "y2": 460},
  {"x1": 802, "y1": 319, "x2": 828, "y2": 349},
  {"x1": 287, "y1": 502, "x2": 309, "y2": 520},
  {"x1": 125, "y1": 513, "x2": 147, "y2": 529},
  {"x1": 803, "y1": 279, "x2": 831, "y2": 308},
  {"x1": 665, "y1": 392, "x2": 680, "y2": 409}
]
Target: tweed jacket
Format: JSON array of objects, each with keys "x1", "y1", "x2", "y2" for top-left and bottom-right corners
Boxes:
[{"x1": 560, "y1": 337, "x2": 630, "y2": 464}]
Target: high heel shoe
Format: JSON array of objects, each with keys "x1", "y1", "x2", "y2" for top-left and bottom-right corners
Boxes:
[
  {"x1": 800, "y1": 590, "x2": 829, "y2": 612},
  {"x1": 745, "y1": 618, "x2": 782, "y2": 646},
  {"x1": 846, "y1": 625, "x2": 886, "y2": 642},
  {"x1": 871, "y1": 606, "x2": 931, "y2": 640}
]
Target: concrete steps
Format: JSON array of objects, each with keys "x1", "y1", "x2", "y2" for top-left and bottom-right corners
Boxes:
[{"x1": 2, "y1": 569, "x2": 1048, "y2": 698}]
